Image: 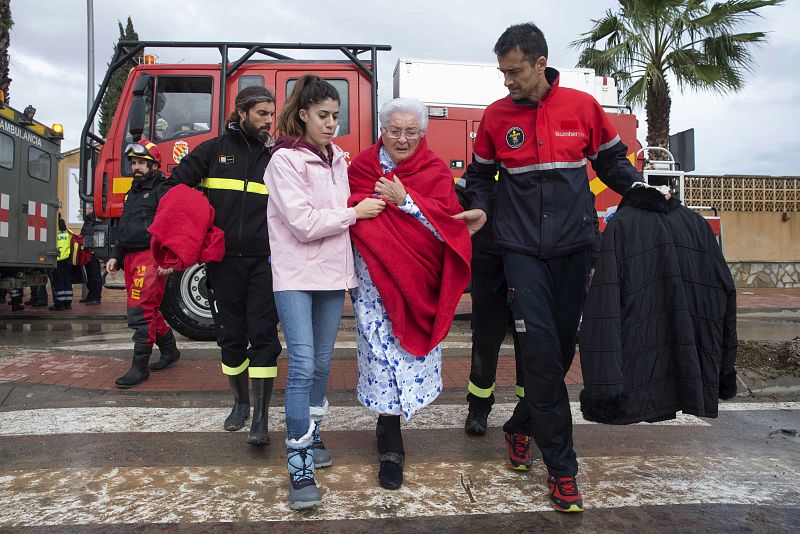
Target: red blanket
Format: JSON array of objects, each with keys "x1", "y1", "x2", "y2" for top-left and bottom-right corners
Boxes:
[
  {"x1": 149, "y1": 184, "x2": 225, "y2": 271},
  {"x1": 348, "y1": 138, "x2": 471, "y2": 356}
]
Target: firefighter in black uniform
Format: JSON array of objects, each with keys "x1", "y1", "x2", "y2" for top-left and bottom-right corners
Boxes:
[
  {"x1": 170, "y1": 86, "x2": 282, "y2": 446},
  {"x1": 456, "y1": 176, "x2": 526, "y2": 443}
]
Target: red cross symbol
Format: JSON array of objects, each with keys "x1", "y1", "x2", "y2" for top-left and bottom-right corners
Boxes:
[
  {"x1": 27, "y1": 201, "x2": 48, "y2": 242},
  {"x1": 0, "y1": 193, "x2": 9, "y2": 238}
]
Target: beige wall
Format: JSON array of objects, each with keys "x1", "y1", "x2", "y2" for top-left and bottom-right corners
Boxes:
[
  {"x1": 719, "y1": 211, "x2": 800, "y2": 262},
  {"x1": 57, "y1": 150, "x2": 81, "y2": 233}
]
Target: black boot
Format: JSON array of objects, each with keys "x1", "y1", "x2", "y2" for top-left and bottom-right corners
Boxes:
[
  {"x1": 376, "y1": 415, "x2": 405, "y2": 490},
  {"x1": 224, "y1": 372, "x2": 250, "y2": 431},
  {"x1": 465, "y1": 404, "x2": 491, "y2": 436},
  {"x1": 149, "y1": 330, "x2": 181, "y2": 371},
  {"x1": 247, "y1": 377, "x2": 273, "y2": 446},
  {"x1": 115, "y1": 343, "x2": 152, "y2": 388}
]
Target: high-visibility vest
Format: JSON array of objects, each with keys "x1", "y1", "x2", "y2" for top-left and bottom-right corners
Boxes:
[{"x1": 56, "y1": 231, "x2": 71, "y2": 261}]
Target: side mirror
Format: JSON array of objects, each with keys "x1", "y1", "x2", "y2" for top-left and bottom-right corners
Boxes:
[{"x1": 128, "y1": 74, "x2": 152, "y2": 141}]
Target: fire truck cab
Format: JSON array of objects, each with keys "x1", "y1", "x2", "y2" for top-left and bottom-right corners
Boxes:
[{"x1": 80, "y1": 41, "x2": 390, "y2": 340}]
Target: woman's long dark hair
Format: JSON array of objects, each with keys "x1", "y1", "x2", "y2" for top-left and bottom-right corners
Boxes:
[{"x1": 275, "y1": 75, "x2": 340, "y2": 138}]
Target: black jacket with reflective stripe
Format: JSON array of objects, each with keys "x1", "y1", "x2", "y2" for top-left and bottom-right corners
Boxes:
[
  {"x1": 112, "y1": 171, "x2": 173, "y2": 262},
  {"x1": 170, "y1": 123, "x2": 272, "y2": 257}
]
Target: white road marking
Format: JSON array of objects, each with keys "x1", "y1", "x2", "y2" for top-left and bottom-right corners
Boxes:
[
  {"x1": 0, "y1": 402, "x2": 733, "y2": 436},
  {"x1": 50, "y1": 340, "x2": 503, "y2": 352},
  {"x1": 0, "y1": 454, "x2": 796, "y2": 526}
]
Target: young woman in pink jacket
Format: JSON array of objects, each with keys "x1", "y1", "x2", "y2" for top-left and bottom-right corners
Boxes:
[{"x1": 263, "y1": 75, "x2": 385, "y2": 510}]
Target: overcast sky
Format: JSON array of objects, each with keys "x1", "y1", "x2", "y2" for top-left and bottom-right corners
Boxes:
[{"x1": 8, "y1": 0, "x2": 799, "y2": 175}]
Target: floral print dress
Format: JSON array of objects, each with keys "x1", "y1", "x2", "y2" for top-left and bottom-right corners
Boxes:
[{"x1": 350, "y1": 146, "x2": 444, "y2": 420}]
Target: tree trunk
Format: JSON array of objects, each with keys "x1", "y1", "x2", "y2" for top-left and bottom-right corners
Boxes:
[
  {"x1": 645, "y1": 84, "x2": 671, "y2": 160},
  {"x1": 0, "y1": 0, "x2": 12, "y2": 102}
]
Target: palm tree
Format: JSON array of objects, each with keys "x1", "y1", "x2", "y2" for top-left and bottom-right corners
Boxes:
[{"x1": 572, "y1": 0, "x2": 783, "y2": 150}]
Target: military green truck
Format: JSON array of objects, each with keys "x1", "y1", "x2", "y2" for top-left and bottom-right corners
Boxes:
[{"x1": 0, "y1": 100, "x2": 63, "y2": 290}]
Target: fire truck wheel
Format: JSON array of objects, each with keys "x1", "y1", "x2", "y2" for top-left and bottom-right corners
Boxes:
[{"x1": 160, "y1": 266, "x2": 217, "y2": 341}]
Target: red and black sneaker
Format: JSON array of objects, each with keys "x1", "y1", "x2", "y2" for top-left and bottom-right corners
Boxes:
[
  {"x1": 547, "y1": 475, "x2": 584, "y2": 512},
  {"x1": 504, "y1": 431, "x2": 533, "y2": 470}
]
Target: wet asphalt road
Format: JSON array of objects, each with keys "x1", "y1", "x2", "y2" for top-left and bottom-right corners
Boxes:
[{"x1": 0, "y1": 318, "x2": 799, "y2": 532}]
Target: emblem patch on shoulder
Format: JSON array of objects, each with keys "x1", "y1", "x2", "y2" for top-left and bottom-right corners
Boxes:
[{"x1": 506, "y1": 126, "x2": 525, "y2": 149}]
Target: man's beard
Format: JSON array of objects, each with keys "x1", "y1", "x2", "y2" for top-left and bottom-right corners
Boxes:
[
  {"x1": 242, "y1": 116, "x2": 270, "y2": 143},
  {"x1": 132, "y1": 170, "x2": 147, "y2": 182}
]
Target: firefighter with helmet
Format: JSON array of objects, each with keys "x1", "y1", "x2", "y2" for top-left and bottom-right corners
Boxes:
[
  {"x1": 107, "y1": 139, "x2": 182, "y2": 388},
  {"x1": 169, "y1": 86, "x2": 282, "y2": 446}
]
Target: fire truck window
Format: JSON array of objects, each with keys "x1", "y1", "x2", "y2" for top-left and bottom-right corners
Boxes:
[
  {"x1": 28, "y1": 147, "x2": 51, "y2": 182},
  {"x1": 286, "y1": 78, "x2": 349, "y2": 137},
  {"x1": 239, "y1": 76, "x2": 264, "y2": 91},
  {"x1": 122, "y1": 79, "x2": 155, "y2": 176},
  {"x1": 156, "y1": 77, "x2": 213, "y2": 142},
  {"x1": 0, "y1": 132, "x2": 13, "y2": 169}
]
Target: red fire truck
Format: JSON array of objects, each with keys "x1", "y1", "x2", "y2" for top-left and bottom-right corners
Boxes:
[{"x1": 80, "y1": 43, "x2": 648, "y2": 340}]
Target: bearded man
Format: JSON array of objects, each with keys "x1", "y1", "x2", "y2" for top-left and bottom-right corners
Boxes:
[{"x1": 170, "y1": 86, "x2": 282, "y2": 446}]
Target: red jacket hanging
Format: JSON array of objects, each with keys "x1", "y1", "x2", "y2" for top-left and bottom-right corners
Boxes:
[{"x1": 149, "y1": 184, "x2": 226, "y2": 271}]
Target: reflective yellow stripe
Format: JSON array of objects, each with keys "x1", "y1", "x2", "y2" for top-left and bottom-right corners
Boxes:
[
  {"x1": 202, "y1": 177, "x2": 268, "y2": 195},
  {"x1": 112, "y1": 177, "x2": 133, "y2": 194},
  {"x1": 468, "y1": 380, "x2": 495, "y2": 398},
  {"x1": 249, "y1": 366, "x2": 278, "y2": 379},
  {"x1": 221, "y1": 358, "x2": 250, "y2": 376},
  {"x1": 516, "y1": 385, "x2": 525, "y2": 398}
]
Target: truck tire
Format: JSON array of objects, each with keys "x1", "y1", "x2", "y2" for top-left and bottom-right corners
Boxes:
[{"x1": 160, "y1": 265, "x2": 217, "y2": 341}]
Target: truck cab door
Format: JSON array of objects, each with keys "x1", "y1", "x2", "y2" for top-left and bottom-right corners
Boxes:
[
  {"x1": 100, "y1": 71, "x2": 218, "y2": 219},
  {"x1": 0, "y1": 127, "x2": 18, "y2": 266},
  {"x1": 16, "y1": 137, "x2": 59, "y2": 268}
]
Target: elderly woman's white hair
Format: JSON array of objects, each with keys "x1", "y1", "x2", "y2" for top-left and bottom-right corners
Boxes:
[{"x1": 378, "y1": 97, "x2": 429, "y2": 135}]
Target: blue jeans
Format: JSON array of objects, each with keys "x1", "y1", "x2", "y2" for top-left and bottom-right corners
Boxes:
[{"x1": 275, "y1": 290, "x2": 345, "y2": 441}]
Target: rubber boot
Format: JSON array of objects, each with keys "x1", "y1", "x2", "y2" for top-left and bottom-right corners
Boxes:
[
  {"x1": 376, "y1": 415, "x2": 405, "y2": 490},
  {"x1": 115, "y1": 343, "x2": 152, "y2": 388},
  {"x1": 149, "y1": 330, "x2": 181, "y2": 371},
  {"x1": 224, "y1": 372, "x2": 250, "y2": 431},
  {"x1": 286, "y1": 421, "x2": 322, "y2": 510},
  {"x1": 310, "y1": 398, "x2": 332, "y2": 468},
  {"x1": 465, "y1": 403, "x2": 491, "y2": 436},
  {"x1": 247, "y1": 377, "x2": 273, "y2": 446}
]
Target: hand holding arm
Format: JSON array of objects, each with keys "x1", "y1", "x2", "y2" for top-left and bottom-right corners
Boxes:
[
  {"x1": 453, "y1": 208, "x2": 487, "y2": 236},
  {"x1": 354, "y1": 197, "x2": 386, "y2": 219}
]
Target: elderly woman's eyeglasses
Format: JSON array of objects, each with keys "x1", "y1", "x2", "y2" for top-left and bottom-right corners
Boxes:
[{"x1": 384, "y1": 128, "x2": 420, "y2": 140}]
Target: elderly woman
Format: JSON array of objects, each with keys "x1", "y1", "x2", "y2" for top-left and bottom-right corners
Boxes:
[{"x1": 348, "y1": 97, "x2": 472, "y2": 490}]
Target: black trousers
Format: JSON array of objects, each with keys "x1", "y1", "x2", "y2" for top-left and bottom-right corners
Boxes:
[
  {"x1": 84, "y1": 256, "x2": 103, "y2": 301},
  {"x1": 467, "y1": 249, "x2": 523, "y2": 407},
  {"x1": 51, "y1": 259, "x2": 73, "y2": 309},
  {"x1": 206, "y1": 255, "x2": 281, "y2": 378},
  {"x1": 501, "y1": 248, "x2": 589, "y2": 477}
]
